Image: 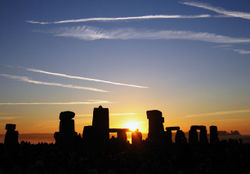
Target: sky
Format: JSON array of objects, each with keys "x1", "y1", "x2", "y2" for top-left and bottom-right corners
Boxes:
[{"x1": 0, "y1": 0, "x2": 250, "y2": 134}]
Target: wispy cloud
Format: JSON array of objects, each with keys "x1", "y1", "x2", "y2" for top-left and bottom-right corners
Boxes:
[
  {"x1": 213, "y1": 44, "x2": 232, "y2": 48},
  {"x1": 0, "y1": 116, "x2": 17, "y2": 120},
  {"x1": 182, "y1": 1, "x2": 250, "y2": 20},
  {"x1": 233, "y1": 49, "x2": 250, "y2": 55},
  {"x1": 186, "y1": 109, "x2": 250, "y2": 118},
  {"x1": 25, "y1": 67, "x2": 148, "y2": 89},
  {"x1": 52, "y1": 26, "x2": 250, "y2": 44},
  {"x1": 0, "y1": 74, "x2": 107, "y2": 92},
  {"x1": 26, "y1": 14, "x2": 211, "y2": 24},
  {"x1": 0, "y1": 100, "x2": 110, "y2": 105},
  {"x1": 213, "y1": 45, "x2": 250, "y2": 55}
]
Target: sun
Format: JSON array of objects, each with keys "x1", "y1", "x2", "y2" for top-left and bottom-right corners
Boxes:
[{"x1": 124, "y1": 122, "x2": 139, "y2": 131}]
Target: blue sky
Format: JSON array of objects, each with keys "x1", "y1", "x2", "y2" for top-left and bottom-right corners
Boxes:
[{"x1": 0, "y1": 0, "x2": 250, "y2": 134}]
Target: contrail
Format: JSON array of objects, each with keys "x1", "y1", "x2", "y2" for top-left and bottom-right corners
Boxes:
[
  {"x1": 0, "y1": 100, "x2": 110, "y2": 105},
  {"x1": 25, "y1": 67, "x2": 148, "y2": 89},
  {"x1": 182, "y1": 1, "x2": 250, "y2": 20},
  {"x1": 26, "y1": 14, "x2": 211, "y2": 24},
  {"x1": 0, "y1": 74, "x2": 108, "y2": 92}
]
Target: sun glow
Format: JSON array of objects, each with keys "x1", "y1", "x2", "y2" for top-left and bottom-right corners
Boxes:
[{"x1": 124, "y1": 122, "x2": 140, "y2": 131}]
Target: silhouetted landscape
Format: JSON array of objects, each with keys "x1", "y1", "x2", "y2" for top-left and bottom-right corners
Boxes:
[{"x1": 1, "y1": 106, "x2": 250, "y2": 174}]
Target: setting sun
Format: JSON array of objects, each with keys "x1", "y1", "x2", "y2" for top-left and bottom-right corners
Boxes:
[{"x1": 124, "y1": 122, "x2": 140, "y2": 131}]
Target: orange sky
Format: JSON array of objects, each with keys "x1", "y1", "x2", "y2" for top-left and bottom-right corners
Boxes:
[{"x1": 1, "y1": 104, "x2": 250, "y2": 135}]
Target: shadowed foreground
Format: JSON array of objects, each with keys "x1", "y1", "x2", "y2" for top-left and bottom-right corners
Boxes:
[{"x1": 1, "y1": 142, "x2": 250, "y2": 174}]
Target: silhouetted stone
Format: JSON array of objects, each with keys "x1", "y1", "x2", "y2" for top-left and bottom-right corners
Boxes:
[
  {"x1": 175, "y1": 130, "x2": 187, "y2": 144},
  {"x1": 59, "y1": 111, "x2": 75, "y2": 133},
  {"x1": 189, "y1": 126, "x2": 198, "y2": 144},
  {"x1": 132, "y1": 129, "x2": 142, "y2": 145},
  {"x1": 166, "y1": 127, "x2": 180, "y2": 131},
  {"x1": 200, "y1": 126, "x2": 208, "y2": 144},
  {"x1": 82, "y1": 126, "x2": 95, "y2": 144},
  {"x1": 117, "y1": 130, "x2": 127, "y2": 143},
  {"x1": 165, "y1": 127, "x2": 180, "y2": 144},
  {"x1": 147, "y1": 110, "x2": 164, "y2": 143},
  {"x1": 54, "y1": 111, "x2": 79, "y2": 147},
  {"x1": 165, "y1": 130, "x2": 172, "y2": 144},
  {"x1": 189, "y1": 125, "x2": 208, "y2": 144},
  {"x1": 59, "y1": 111, "x2": 75, "y2": 120},
  {"x1": 4, "y1": 124, "x2": 19, "y2": 146},
  {"x1": 109, "y1": 128, "x2": 129, "y2": 144},
  {"x1": 210, "y1": 126, "x2": 219, "y2": 144},
  {"x1": 92, "y1": 106, "x2": 109, "y2": 144},
  {"x1": 5, "y1": 124, "x2": 16, "y2": 131}
]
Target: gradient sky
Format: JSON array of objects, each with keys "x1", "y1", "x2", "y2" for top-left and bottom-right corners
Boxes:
[{"x1": 1, "y1": 0, "x2": 250, "y2": 134}]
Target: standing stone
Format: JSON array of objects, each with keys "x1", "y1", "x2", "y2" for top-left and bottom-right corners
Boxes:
[
  {"x1": 92, "y1": 106, "x2": 109, "y2": 144},
  {"x1": 117, "y1": 129, "x2": 128, "y2": 144},
  {"x1": 175, "y1": 130, "x2": 187, "y2": 144},
  {"x1": 189, "y1": 125, "x2": 208, "y2": 144},
  {"x1": 210, "y1": 126, "x2": 219, "y2": 144},
  {"x1": 82, "y1": 126, "x2": 94, "y2": 143},
  {"x1": 59, "y1": 111, "x2": 75, "y2": 133},
  {"x1": 166, "y1": 127, "x2": 180, "y2": 144},
  {"x1": 147, "y1": 110, "x2": 164, "y2": 143},
  {"x1": 189, "y1": 126, "x2": 198, "y2": 144},
  {"x1": 132, "y1": 129, "x2": 142, "y2": 145},
  {"x1": 200, "y1": 126, "x2": 208, "y2": 144},
  {"x1": 54, "y1": 111, "x2": 78, "y2": 147},
  {"x1": 4, "y1": 124, "x2": 19, "y2": 146}
]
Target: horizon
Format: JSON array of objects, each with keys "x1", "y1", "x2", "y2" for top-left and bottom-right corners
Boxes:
[
  {"x1": 1, "y1": 0, "x2": 250, "y2": 134},
  {"x1": 1, "y1": 127, "x2": 250, "y2": 145}
]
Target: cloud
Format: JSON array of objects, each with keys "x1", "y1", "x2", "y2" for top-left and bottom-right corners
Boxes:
[
  {"x1": 0, "y1": 74, "x2": 107, "y2": 92},
  {"x1": 233, "y1": 49, "x2": 250, "y2": 55},
  {"x1": 25, "y1": 67, "x2": 148, "y2": 89},
  {"x1": 213, "y1": 44, "x2": 232, "y2": 48},
  {"x1": 0, "y1": 100, "x2": 110, "y2": 105},
  {"x1": 182, "y1": 1, "x2": 250, "y2": 20},
  {"x1": 185, "y1": 109, "x2": 250, "y2": 118},
  {"x1": 53, "y1": 26, "x2": 250, "y2": 44},
  {"x1": 26, "y1": 14, "x2": 211, "y2": 24},
  {"x1": 213, "y1": 45, "x2": 250, "y2": 55}
]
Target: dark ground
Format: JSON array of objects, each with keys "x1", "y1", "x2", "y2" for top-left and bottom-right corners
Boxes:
[{"x1": 1, "y1": 141, "x2": 250, "y2": 174}]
